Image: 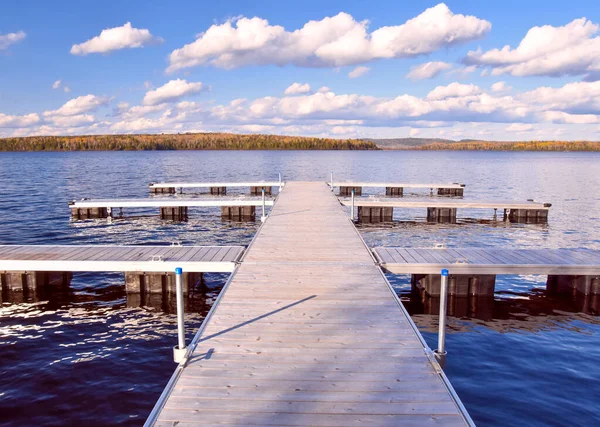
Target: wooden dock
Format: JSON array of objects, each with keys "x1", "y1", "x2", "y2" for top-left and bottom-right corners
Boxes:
[
  {"x1": 147, "y1": 182, "x2": 473, "y2": 426},
  {"x1": 69, "y1": 198, "x2": 274, "y2": 220},
  {"x1": 373, "y1": 247, "x2": 600, "y2": 275},
  {"x1": 149, "y1": 181, "x2": 283, "y2": 195},
  {"x1": 330, "y1": 182, "x2": 465, "y2": 196},
  {"x1": 0, "y1": 245, "x2": 244, "y2": 294},
  {"x1": 0, "y1": 245, "x2": 243, "y2": 273},
  {"x1": 373, "y1": 247, "x2": 600, "y2": 297},
  {"x1": 340, "y1": 198, "x2": 551, "y2": 223}
]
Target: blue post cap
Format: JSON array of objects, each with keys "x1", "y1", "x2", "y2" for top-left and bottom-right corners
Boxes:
[
  {"x1": 175, "y1": 267, "x2": 183, "y2": 274},
  {"x1": 441, "y1": 269, "x2": 449, "y2": 276}
]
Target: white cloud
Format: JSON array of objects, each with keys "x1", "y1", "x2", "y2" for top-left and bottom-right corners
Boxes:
[
  {"x1": 318, "y1": 86, "x2": 331, "y2": 93},
  {"x1": 506, "y1": 123, "x2": 533, "y2": 132},
  {"x1": 427, "y1": 82, "x2": 482, "y2": 100},
  {"x1": 43, "y1": 95, "x2": 109, "y2": 117},
  {"x1": 52, "y1": 80, "x2": 62, "y2": 90},
  {"x1": 142, "y1": 79, "x2": 207, "y2": 105},
  {"x1": 464, "y1": 17, "x2": 600, "y2": 79},
  {"x1": 348, "y1": 66, "x2": 370, "y2": 78},
  {"x1": 284, "y1": 82, "x2": 311, "y2": 95},
  {"x1": 6, "y1": 79, "x2": 600, "y2": 140},
  {"x1": 409, "y1": 128, "x2": 420, "y2": 137},
  {"x1": 70, "y1": 22, "x2": 162, "y2": 55},
  {"x1": 406, "y1": 61, "x2": 452, "y2": 80},
  {"x1": 166, "y1": 4, "x2": 491, "y2": 72},
  {"x1": 491, "y1": 81, "x2": 511, "y2": 92},
  {"x1": 0, "y1": 31, "x2": 26, "y2": 50},
  {"x1": 0, "y1": 113, "x2": 40, "y2": 128},
  {"x1": 64, "y1": 86, "x2": 71, "y2": 93}
]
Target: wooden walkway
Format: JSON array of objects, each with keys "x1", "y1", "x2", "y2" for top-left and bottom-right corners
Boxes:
[
  {"x1": 374, "y1": 247, "x2": 600, "y2": 275},
  {"x1": 148, "y1": 182, "x2": 473, "y2": 426},
  {"x1": 0, "y1": 245, "x2": 243, "y2": 273}
]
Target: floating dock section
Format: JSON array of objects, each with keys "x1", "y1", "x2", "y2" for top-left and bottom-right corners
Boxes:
[
  {"x1": 146, "y1": 182, "x2": 473, "y2": 426},
  {"x1": 331, "y1": 182, "x2": 465, "y2": 196},
  {"x1": 374, "y1": 247, "x2": 600, "y2": 297},
  {"x1": 69, "y1": 198, "x2": 274, "y2": 221},
  {"x1": 341, "y1": 198, "x2": 551, "y2": 223},
  {"x1": 0, "y1": 245, "x2": 243, "y2": 294},
  {"x1": 149, "y1": 181, "x2": 283, "y2": 195}
]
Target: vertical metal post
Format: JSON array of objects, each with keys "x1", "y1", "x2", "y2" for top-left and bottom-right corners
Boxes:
[
  {"x1": 436, "y1": 269, "x2": 449, "y2": 357},
  {"x1": 173, "y1": 267, "x2": 187, "y2": 363},
  {"x1": 351, "y1": 189, "x2": 355, "y2": 221},
  {"x1": 107, "y1": 207, "x2": 112, "y2": 223},
  {"x1": 261, "y1": 188, "x2": 267, "y2": 222},
  {"x1": 330, "y1": 172, "x2": 333, "y2": 191}
]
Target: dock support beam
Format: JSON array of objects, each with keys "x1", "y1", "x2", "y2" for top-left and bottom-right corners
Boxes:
[
  {"x1": 210, "y1": 186, "x2": 226, "y2": 195},
  {"x1": 1, "y1": 271, "x2": 73, "y2": 292},
  {"x1": 437, "y1": 188, "x2": 464, "y2": 196},
  {"x1": 505, "y1": 209, "x2": 549, "y2": 223},
  {"x1": 70, "y1": 207, "x2": 109, "y2": 219},
  {"x1": 385, "y1": 187, "x2": 404, "y2": 197},
  {"x1": 427, "y1": 207, "x2": 457, "y2": 223},
  {"x1": 547, "y1": 275, "x2": 600, "y2": 295},
  {"x1": 357, "y1": 206, "x2": 393, "y2": 223},
  {"x1": 339, "y1": 186, "x2": 362, "y2": 197},
  {"x1": 151, "y1": 187, "x2": 176, "y2": 194},
  {"x1": 412, "y1": 273, "x2": 496, "y2": 297},
  {"x1": 124, "y1": 272, "x2": 203, "y2": 294},
  {"x1": 250, "y1": 186, "x2": 271, "y2": 196},
  {"x1": 160, "y1": 207, "x2": 188, "y2": 221},
  {"x1": 221, "y1": 206, "x2": 256, "y2": 221}
]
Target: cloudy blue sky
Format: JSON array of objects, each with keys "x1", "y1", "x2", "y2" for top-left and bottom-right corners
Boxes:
[{"x1": 1, "y1": 0, "x2": 600, "y2": 140}]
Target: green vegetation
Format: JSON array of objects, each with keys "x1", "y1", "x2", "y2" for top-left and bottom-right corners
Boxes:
[{"x1": 0, "y1": 133, "x2": 378, "y2": 151}]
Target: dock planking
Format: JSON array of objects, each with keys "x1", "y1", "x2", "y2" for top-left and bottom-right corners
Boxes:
[
  {"x1": 149, "y1": 181, "x2": 283, "y2": 189},
  {"x1": 374, "y1": 247, "x2": 600, "y2": 275},
  {"x1": 69, "y1": 198, "x2": 275, "y2": 209},
  {"x1": 0, "y1": 245, "x2": 243, "y2": 273},
  {"x1": 148, "y1": 182, "x2": 473, "y2": 426}
]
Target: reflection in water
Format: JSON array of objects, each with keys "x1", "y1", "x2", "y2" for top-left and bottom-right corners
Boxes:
[
  {"x1": 0, "y1": 272, "x2": 227, "y2": 426},
  {"x1": 401, "y1": 289, "x2": 600, "y2": 334}
]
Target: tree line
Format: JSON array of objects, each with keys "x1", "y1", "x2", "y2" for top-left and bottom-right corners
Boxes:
[
  {"x1": 414, "y1": 140, "x2": 600, "y2": 151},
  {"x1": 0, "y1": 133, "x2": 378, "y2": 151}
]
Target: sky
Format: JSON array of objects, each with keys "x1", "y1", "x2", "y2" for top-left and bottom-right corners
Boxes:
[{"x1": 1, "y1": 0, "x2": 600, "y2": 141}]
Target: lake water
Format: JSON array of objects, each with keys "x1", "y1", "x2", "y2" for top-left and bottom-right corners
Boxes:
[{"x1": 0, "y1": 150, "x2": 599, "y2": 426}]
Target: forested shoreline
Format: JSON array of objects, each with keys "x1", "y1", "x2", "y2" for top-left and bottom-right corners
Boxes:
[
  {"x1": 0, "y1": 133, "x2": 378, "y2": 151},
  {"x1": 0, "y1": 133, "x2": 598, "y2": 151},
  {"x1": 414, "y1": 140, "x2": 600, "y2": 151}
]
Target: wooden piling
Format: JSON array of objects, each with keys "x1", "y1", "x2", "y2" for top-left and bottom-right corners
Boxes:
[
  {"x1": 357, "y1": 206, "x2": 393, "y2": 223},
  {"x1": 221, "y1": 206, "x2": 256, "y2": 221},
  {"x1": 385, "y1": 187, "x2": 404, "y2": 197},
  {"x1": 160, "y1": 206, "x2": 188, "y2": 221},
  {"x1": 412, "y1": 274, "x2": 496, "y2": 297},
  {"x1": 427, "y1": 207, "x2": 457, "y2": 223},
  {"x1": 339, "y1": 186, "x2": 362, "y2": 196}
]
